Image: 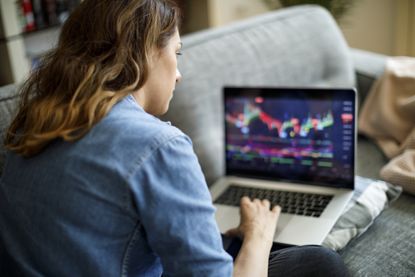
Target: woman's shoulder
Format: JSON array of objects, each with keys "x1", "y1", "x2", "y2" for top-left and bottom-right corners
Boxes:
[
  {"x1": 92, "y1": 94, "x2": 187, "y2": 151},
  {"x1": 59, "y1": 95, "x2": 191, "y2": 177}
]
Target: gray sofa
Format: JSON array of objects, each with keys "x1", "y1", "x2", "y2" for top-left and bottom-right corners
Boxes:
[{"x1": 0, "y1": 5, "x2": 414, "y2": 276}]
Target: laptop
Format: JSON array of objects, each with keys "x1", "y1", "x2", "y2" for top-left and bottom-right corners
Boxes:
[{"x1": 210, "y1": 86, "x2": 356, "y2": 246}]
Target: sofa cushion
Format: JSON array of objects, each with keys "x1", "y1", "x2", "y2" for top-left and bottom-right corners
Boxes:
[
  {"x1": 356, "y1": 135, "x2": 388, "y2": 179},
  {"x1": 323, "y1": 176, "x2": 401, "y2": 251},
  {"x1": 163, "y1": 5, "x2": 355, "y2": 185},
  {"x1": 339, "y1": 192, "x2": 415, "y2": 276},
  {"x1": 0, "y1": 84, "x2": 20, "y2": 176},
  {"x1": 351, "y1": 49, "x2": 386, "y2": 109}
]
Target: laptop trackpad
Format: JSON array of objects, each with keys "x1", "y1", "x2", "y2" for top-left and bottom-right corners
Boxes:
[
  {"x1": 214, "y1": 204, "x2": 332, "y2": 246},
  {"x1": 274, "y1": 213, "x2": 292, "y2": 237},
  {"x1": 215, "y1": 205, "x2": 292, "y2": 236},
  {"x1": 215, "y1": 205, "x2": 240, "y2": 234}
]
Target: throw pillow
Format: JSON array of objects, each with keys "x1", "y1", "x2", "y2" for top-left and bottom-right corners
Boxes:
[{"x1": 322, "y1": 176, "x2": 402, "y2": 251}]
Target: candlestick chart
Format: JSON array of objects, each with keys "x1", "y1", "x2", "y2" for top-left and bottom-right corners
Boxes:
[
  {"x1": 225, "y1": 101, "x2": 337, "y2": 167},
  {"x1": 226, "y1": 103, "x2": 334, "y2": 139}
]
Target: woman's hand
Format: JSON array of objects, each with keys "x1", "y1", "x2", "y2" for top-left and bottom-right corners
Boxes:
[
  {"x1": 226, "y1": 196, "x2": 281, "y2": 247},
  {"x1": 228, "y1": 197, "x2": 281, "y2": 277}
]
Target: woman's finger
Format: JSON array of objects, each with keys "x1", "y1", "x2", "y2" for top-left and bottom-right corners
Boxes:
[
  {"x1": 272, "y1": 205, "x2": 281, "y2": 214},
  {"x1": 240, "y1": 196, "x2": 251, "y2": 205},
  {"x1": 261, "y1": 199, "x2": 271, "y2": 209}
]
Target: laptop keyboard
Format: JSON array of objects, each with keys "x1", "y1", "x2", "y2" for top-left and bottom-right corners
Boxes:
[{"x1": 214, "y1": 184, "x2": 333, "y2": 217}]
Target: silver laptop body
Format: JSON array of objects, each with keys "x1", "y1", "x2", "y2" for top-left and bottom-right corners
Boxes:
[{"x1": 210, "y1": 87, "x2": 357, "y2": 246}]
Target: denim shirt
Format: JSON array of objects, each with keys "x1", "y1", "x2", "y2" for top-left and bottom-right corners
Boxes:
[{"x1": 0, "y1": 95, "x2": 233, "y2": 276}]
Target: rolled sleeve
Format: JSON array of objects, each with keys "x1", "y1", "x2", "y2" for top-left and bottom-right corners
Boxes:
[{"x1": 129, "y1": 134, "x2": 233, "y2": 276}]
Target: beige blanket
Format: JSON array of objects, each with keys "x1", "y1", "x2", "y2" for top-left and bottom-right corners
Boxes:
[{"x1": 359, "y1": 57, "x2": 415, "y2": 195}]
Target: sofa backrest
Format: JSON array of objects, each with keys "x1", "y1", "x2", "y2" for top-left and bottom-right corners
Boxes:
[
  {"x1": 162, "y1": 5, "x2": 355, "y2": 185},
  {"x1": 0, "y1": 84, "x2": 20, "y2": 176},
  {"x1": 0, "y1": 5, "x2": 355, "y2": 182}
]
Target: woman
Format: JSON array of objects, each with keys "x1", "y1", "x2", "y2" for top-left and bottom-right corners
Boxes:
[{"x1": 0, "y1": 0, "x2": 349, "y2": 276}]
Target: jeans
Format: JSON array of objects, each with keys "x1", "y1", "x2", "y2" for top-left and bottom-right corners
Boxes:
[{"x1": 224, "y1": 236, "x2": 349, "y2": 277}]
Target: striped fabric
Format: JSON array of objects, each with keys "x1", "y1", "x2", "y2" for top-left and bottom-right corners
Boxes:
[{"x1": 323, "y1": 176, "x2": 401, "y2": 251}]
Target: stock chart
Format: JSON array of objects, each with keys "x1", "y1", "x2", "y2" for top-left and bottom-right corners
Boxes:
[{"x1": 225, "y1": 95, "x2": 355, "y2": 184}]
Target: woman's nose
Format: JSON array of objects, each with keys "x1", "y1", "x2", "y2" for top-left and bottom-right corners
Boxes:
[{"x1": 176, "y1": 68, "x2": 182, "y2": 83}]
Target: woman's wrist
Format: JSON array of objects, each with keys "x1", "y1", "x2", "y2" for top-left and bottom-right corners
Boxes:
[
  {"x1": 233, "y1": 233, "x2": 272, "y2": 277},
  {"x1": 243, "y1": 230, "x2": 274, "y2": 252}
]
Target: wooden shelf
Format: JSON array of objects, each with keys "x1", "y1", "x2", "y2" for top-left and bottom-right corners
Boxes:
[{"x1": 0, "y1": 0, "x2": 79, "y2": 86}]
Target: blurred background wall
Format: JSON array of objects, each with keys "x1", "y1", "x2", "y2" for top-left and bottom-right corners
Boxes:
[
  {"x1": 181, "y1": 0, "x2": 414, "y2": 57},
  {"x1": 0, "y1": 0, "x2": 414, "y2": 86}
]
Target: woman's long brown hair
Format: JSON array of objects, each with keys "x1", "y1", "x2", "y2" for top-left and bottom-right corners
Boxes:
[{"x1": 5, "y1": 0, "x2": 179, "y2": 157}]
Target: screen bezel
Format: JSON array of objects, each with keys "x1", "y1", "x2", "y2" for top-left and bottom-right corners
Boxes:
[{"x1": 223, "y1": 86, "x2": 357, "y2": 190}]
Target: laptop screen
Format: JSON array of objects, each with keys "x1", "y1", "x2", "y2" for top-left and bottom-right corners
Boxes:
[{"x1": 224, "y1": 87, "x2": 356, "y2": 189}]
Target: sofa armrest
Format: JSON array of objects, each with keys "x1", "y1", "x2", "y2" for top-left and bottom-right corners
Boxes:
[
  {"x1": 351, "y1": 48, "x2": 387, "y2": 109},
  {"x1": 351, "y1": 49, "x2": 389, "y2": 178},
  {"x1": 0, "y1": 84, "x2": 20, "y2": 176}
]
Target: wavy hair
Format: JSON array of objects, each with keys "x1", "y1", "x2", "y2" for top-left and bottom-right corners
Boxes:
[{"x1": 5, "y1": 0, "x2": 180, "y2": 157}]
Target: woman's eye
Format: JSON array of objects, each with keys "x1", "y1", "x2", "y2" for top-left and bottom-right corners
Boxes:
[{"x1": 176, "y1": 51, "x2": 182, "y2": 56}]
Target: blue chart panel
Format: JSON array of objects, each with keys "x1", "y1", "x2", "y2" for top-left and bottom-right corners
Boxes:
[{"x1": 225, "y1": 95, "x2": 355, "y2": 186}]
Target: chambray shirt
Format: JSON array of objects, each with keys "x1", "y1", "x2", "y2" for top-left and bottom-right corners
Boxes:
[{"x1": 0, "y1": 95, "x2": 233, "y2": 276}]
